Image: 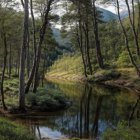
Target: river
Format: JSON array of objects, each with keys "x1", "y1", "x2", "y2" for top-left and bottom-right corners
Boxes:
[{"x1": 11, "y1": 80, "x2": 139, "y2": 140}]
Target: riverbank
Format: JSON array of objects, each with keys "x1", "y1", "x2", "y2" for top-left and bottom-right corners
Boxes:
[
  {"x1": 97, "y1": 68, "x2": 140, "y2": 92},
  {"x1": 0, "y1": 117, "x2": 35, "y2": 140},
  {"x1": 0, "y1": 76, "x2": 71, "y2": 114},
  {"x1": 46, "y1": 68, "x2": 140, "y2": 92}
]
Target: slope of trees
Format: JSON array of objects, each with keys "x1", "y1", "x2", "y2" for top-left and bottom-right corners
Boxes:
[
  {"x1": 0, "y1": 0, "x2": 140, "y2": 111},
  {"x1": 0, "y1": 0, "x2": 140, "y2": 140},
  {"x1": 0, "y1": 0, "x2": 59, "y2": 110}
]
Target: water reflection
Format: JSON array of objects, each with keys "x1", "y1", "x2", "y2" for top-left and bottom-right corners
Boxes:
[{"x1": 14, "y1": 81, "x2": 139, "y2": 139}]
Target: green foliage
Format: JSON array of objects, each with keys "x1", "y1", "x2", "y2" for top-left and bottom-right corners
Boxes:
[
  {"x1": 0, "y1": 118, "x2": 36, "y2": 140},
  {"x1": 48, "y1": 54, "x2": 84, "y2": 79},
  {"x1": 1, "y1": 78, "x2": 19, "y2": 107},
  {"x1": 88, "y1": 69, "x2": 121, "y2": 82},
  {"x1": 116, "y1": 51, "x2": 131, "y2": 67},
  {"x1": 103, "y1": 121, "x2": 140, "y2": 140},
  {"x1": 26, "y1": 87, "x2": 67, "y2": 110}
]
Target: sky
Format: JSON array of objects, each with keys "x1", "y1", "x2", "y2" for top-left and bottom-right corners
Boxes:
[{"x1": 14, "y1": 0, "x2": 135, "y2": 29}]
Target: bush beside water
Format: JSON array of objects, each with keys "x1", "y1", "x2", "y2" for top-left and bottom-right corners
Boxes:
[{"x1": 26, "y1": 87, "x2": 70, "y2": 111}]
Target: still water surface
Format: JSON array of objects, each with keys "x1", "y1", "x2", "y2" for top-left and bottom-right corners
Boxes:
[{"x1": 16, "y1": 80, "x2": 139, "y2": 139}]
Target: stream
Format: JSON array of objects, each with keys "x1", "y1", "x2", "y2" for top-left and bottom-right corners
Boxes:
[{"x1": 9, "y1": 80, "x2": 139, "y2": 140}]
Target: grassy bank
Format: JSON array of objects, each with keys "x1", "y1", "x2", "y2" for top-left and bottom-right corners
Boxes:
[
  {"x1": 47, "y1": 54, "x2": 85, "y2": 82},
  {"x1": 0, "y1": 75, "x2": 70, "y2": 113},
  {"x1": 103, "y1": 120, "x2": 140, "y2": 140},
  {"x1": 91, "y1": 68, "x2": 140, "y2": 92},
  {"x1": 47, "y1": 55, "x2": 140, "y2": 92},
  {"x1": 0, "y1": 117, "x2": 36, "y2": 140}
]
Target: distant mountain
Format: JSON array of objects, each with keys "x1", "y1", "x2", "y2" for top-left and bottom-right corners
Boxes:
[
  {"x1": 52, "y1": 28, "x2": 73, "y2": 53},
  {"x1": 97, "y1": 7, "x2": 118, "y2": 21},
  {"x1": 52, "y1": 2, "x2": 119, "y2": 30},
  {"x1": 51, "y1": 2, "x2": 119, "y2": 51},
  {"x1": 96, "y1": 0, "x2": 137, "y2": 18},
  {"x1": 51, "y1": 0, "x2": 135, "y2": 51}
]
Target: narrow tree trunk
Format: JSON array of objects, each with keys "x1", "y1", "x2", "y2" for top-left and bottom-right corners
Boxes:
[
  {"x1": 125, "y1": 0, "x2": 140, "y2": 56},
  {"x1": 92, "y1": 0, "x2": 104, "y2": 69},
  {"x1": 116, "y1": 0, "x2": 140, "y2": 77},
  {"x1": 0, "y1": 32, "x2": 7, "y2": 110},
  {"x1": 77, "y1": 1, "x2": 87, "y2": 77},
  {"x1": 19, "y1": 0, "x2": 29, "y2": 111},
  {"x1": 25, "y1": 0, "x2": 37, "y2": 93},
  {"x1": 26, "y1": 32, "x2": 30, "y2": 77},
  {"x1": 132, "y1": 0, "x2": 135, "y2": 26},
  {"x1": 137, "y1": 0, "x2": 140, "y2": 35},
  {"x1": 85, "y1": 22, "x2": 92, "y2": 75},
  {"x1": 32, "y1": 0, "x2": 53, "y2": 93},
  {"x1": 8, "y1": 43, "x2": 12, "y2": 78},
  {"x1": 41, "y1": 50, "x2": 46, "y2": 87},
  {"x1": 77, "y1": 30, "x2": 87, "y2": 77},
  {"x1": 85, "y1": 1, "x2": 93, "y2": 75}
]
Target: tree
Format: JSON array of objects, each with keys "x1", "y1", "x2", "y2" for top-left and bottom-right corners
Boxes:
[
  {"x1": 91, "y1": 0, "x2": 104, "y2": 69},
  {"x1": 125, "y1": 0, "x2": 140, "y2": 56},
  {"x1": 23, "y1": 0, "x2": 54, "y2": 93},
  {"x1": 0, "y1": 0, "x2": 18, "y2": 110},
  {"x1": 116, "y1": 0, "x2": 140, "y2": 77},
  {"x1": 0, "y1": 31, "x2": 8, "y2": 110},
  {"x1": 19, "y1": 0, "x2": 29, "y2": 111}
]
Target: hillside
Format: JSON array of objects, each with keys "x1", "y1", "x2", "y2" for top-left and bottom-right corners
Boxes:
[
  {"x1": 98, "y1": 7, "x2": 118, "y2": 21},
  {"x1": 47, "y1": 54, "x2": 85, "y2": 81}
]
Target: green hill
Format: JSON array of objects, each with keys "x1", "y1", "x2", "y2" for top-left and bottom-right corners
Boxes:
[{"x1": 46, "y1": 54, "x2": 85, "y2": 81}]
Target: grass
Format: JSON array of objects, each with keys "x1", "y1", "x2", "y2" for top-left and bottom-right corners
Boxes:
[
  {"x1": 0, "y1": 77, "x2": 19, "y2": 108},
  {"x1": 47, "y1": 54, "x2": 140, "y2": 91},
  {"x1": 47, "y1": 54, "x2": 85, "y2": 81},
  {"x1": 103, "y1": 120, "x2": 140, "y2": 140},
  {"x1": 0, "y1": 74, "x2": 69, "y2": 111},
  {"x1": 0, "y1": 117, "x2": 36, "y2": 140}
]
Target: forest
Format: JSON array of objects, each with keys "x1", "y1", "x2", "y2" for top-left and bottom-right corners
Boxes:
[{"x1": 0, "y1": 0, "x2": 140, "y2": 140}]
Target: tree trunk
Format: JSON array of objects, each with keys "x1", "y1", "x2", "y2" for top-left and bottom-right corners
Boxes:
[
  {"x1": 84, "y1": 22, "x2": 92, "y2": 75},
  {"x1": 137, "y1": 0, "x2": 140, "y2": 35},
  {"x1": 116, "y1": 0, "x2": 140, "y2": 77},
  {"x1": 25, "y1": 0, "x2": 37, "y2": 93},
  {"x1": 19, "y1": 0, "x2": 29, "y2": 111},
  {"x1": 77, "y1": 1, "x2": 87, "y2": 77},
  {"x1": 0, "y1": 31, "x2": 7, "y2": 110},
  {"x1": 8, "y1": 43, "x2": 12, "y2": 78},
  {"x1": 32, "y1": 0, "x2": 53, "y2": 93},
  {"x1": 92, "y1": 0, "x2": 104, "y2": 69},
  {"x1": 26, "y1": 32, "x2": 30, "y2": 77},
  {"x1": 125, "y1": 0, "x2": 140, "y2": 56}
]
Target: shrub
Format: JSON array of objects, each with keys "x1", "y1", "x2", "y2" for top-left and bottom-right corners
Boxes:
[
  {"x1": 116, "y1": 51, "x2": 131, "y2": 67},
  {"x1": 26, "y1": 93, "x2": 37, "y2": 106},
  {"x1": 26, "y1": 87, "x2": 68, "y2": 111}
]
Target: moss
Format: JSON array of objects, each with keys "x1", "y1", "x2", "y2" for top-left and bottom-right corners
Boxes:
[{"x1": 0, "y1": 118, "x2": 36, "y2": 140}]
